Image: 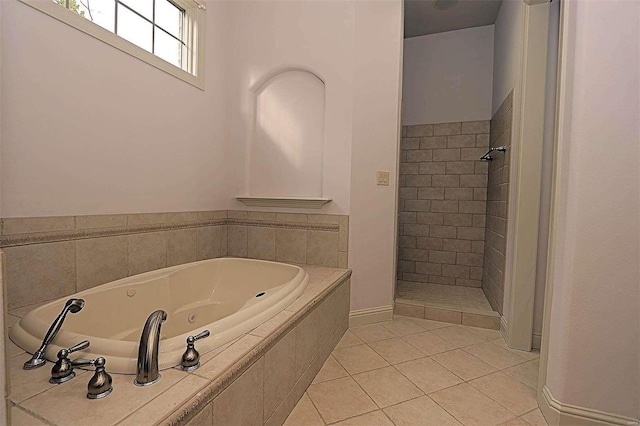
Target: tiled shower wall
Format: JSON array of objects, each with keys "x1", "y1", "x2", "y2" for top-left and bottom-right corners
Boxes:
[
  {"x1": 0, "y1": 211, "x2": 348, "y2": 310},
  {"x1": 482, "y1": 91, "x2": 513, "y2": 314},
  {"x1": 398, "y1": 121, "x2": 490, "y2": 288}
]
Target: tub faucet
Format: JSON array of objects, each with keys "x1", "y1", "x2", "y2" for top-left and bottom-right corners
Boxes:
[
  {"x1": 134, "y1": 310, "x2": 167, "y2": 386},
  {"x1": 23, "y1": 298, "x2": 85, "y2": 370}
]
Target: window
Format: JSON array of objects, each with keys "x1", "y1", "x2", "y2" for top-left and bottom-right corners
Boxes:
[{"x1": 19, "y1": 0, "x2": 206, "y2": 88}]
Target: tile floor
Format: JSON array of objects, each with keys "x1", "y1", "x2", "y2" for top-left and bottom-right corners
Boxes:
[
  {"x1": 284, "y1": 315, "x2": 546, "y2": 426},
  {"x1": 396, "y1": 281, "x2": 495, "y2": 313}
]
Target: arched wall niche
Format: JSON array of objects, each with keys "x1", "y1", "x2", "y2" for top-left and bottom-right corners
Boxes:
[{"x1": 247, "y1": 68, "x2": 327, "y2": 199}]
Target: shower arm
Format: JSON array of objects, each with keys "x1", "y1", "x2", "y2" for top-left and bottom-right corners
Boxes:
[{"x1": 480, "y1": 145, "x2": 507, "y2": 161}]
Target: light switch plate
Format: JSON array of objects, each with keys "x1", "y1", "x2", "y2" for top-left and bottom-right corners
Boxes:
[{"x1": 377, "y1": 170, "x2": 390, "y2": 186}]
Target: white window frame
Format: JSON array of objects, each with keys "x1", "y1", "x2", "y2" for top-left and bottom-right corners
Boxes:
[{"x1": 19, "y1": 0, "x2": 206, "y2": 90}]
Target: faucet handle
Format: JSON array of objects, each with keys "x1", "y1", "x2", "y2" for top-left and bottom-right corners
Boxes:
[
  {"x1": 180, "y1": 330, "x2": 210, "y2": 371},
  {"x1": 191, "y1": 330, "x2": 211, "y2": 342},
  {"x1": 87, "y1": 357, "x2": 113, "y2": 399},
  {"x1": 50, "y1": 340, "x2": 91, "y2": 384}
]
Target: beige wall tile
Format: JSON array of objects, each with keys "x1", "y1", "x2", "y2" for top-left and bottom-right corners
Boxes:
[
  {"x1": 248, "y1": 211, "x2": 277, "y2": 222},
  {"x1": 394, "y1": 303, "x2": 424, "y2": 319},
  {"x1": 461, "y1": 312, "x2": 500, "y2": 330},
  {"x1": 424, "y1": 306, "x2": 462, "y2": 324},
  {"x1": 127, "y1": 213, "x2": 166, "y2": 227},
  {"x1": 406, "y1": 124, "x2": 434, "y2": 137},
  {"x1": 198, "y1": 210, "x2": 227, "y2": 220},
  {"x1": 228, "y1": 210, "x2": 248, "y2": 219},
  {"x1": 295, "y1": 310, "x2": 318, "y2": 380},
  {"x1": 167, "y1": 229, "x2": 197, "y2": 267},
  {"x1": 227, "y1": 225, "x2": 248, "y2": 258},
  {"x1": 277, "y1": 213, "x2": 308, "y2": 223},
  {"x1": 213, "y1": 357, "x2": 265, "y2": 426},
  {"x1": 186, "y1": 403, "x2": 213, "y2": 425},
  {"x1": 264, "y1": 330, "x2": 296, "y2": 422},
  {"x1": 5, "y1": 242, "x2": 75, "y2": 309},
  {"x1": 165, "y1": 211, "x2": 200, "y2": 224},
  {"x1": 196, "y1": 226, "x2": 222, "y2": 260},
  {"x1": 266, "y1": 390, "x2": 295, "y2": 426},
  {"x1": 338, "y1": 252, "x2": 348, "y2": 268},
  {"x1": 306, "y1": 214, "x2": 342, "y2": 224},
  {"x1": 75, "y1": 214, "x2": 127, "y2": 230},
  {"x1": 434, "y1": 122, "x2": 461, "y2": 136},
  {"x1": 307, "y1": 231, "x2": 338, "y2": 267},
  {"x1": 461, "y1": 120, "x2": 490, "y2": 134},
  {"x1": 2, "y1": 216, "x2": 75, "y2": 235},
  {"x1": 128, "y1": 232, "x2": 167, "y2": 275},
  {"x1": 248, "y1": 227, "x2": 276, "y2": 261},
  {"x1": 338, "y1": 218, "x2": 349, "y2": 252},
  {"x1": 76, "y1": 236, "x2": 128, "y2": 291},
  {"x1": 276, "y1": 228, "x2": 307, "y2": 264}
]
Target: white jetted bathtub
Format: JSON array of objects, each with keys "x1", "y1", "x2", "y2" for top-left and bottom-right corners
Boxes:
[{"x1": 10, "y1": 258, "x2": 309, "y2": 373}]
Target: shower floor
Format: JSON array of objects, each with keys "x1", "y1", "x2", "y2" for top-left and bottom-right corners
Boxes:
[{"x1": 396, "y1": 281, "x2": 495, "y2": 314}]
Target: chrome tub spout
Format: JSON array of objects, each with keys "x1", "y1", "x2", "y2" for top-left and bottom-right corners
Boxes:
[
  {"x1": 23, "y1": 298, "x2": 85, "y2": 370},
  {"x1": 134, "y1": 310, "x2": 167, "y2": 386}
]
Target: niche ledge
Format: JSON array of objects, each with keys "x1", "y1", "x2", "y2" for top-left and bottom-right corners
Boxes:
[{"x1": 235, "y1": 196, "x2": 332, "y2": 209}]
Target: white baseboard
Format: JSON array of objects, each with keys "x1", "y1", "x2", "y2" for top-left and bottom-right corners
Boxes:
[
  {"x1": 349, "y1": 305, "x2": 394, "y2": 327},
  {"x1": 539, "y1": 386, "x2": 639, "y2": 425},
  {"x1": 532, "y1": 330, "x2": 542, "y2": 350},
  {"x1": 500, "y1": 316, "x2": 508, "y2": 340}
]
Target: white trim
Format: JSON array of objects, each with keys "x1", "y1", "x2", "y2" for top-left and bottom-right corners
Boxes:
[
  {"x1": 500, "y1": 316, "x2": 508, "y2": 340},
  {"x1": 349, "y1": 305, "x2": 394, "y2": 327},
  {"x1": 503, "y1": 0, "x2": 550, "y2": 351},
  {"x1": 18, "y1": 0, "x2": 205, "y2": 90},
  {"x1": 532, "y1": 330, "x2": 542, "y2": 350},
  {"x1": 539, "y1": 386, "x2": 639, "y2": 426},
  {"x1": 235, "y1": 196, "x2": 332, "y2": 210}
]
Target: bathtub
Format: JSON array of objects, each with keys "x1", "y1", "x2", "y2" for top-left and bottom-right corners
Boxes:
[{"x1": 10, "y1": 258, "x2": 308, "y2": 374}]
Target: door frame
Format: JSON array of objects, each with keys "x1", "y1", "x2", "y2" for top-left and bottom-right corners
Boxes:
[{"x1": 502, "y1": 0, "x2": 552, "y2": 351}]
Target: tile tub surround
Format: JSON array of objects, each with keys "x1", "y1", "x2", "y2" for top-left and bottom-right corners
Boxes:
[
  {"x1": 285, "y1": 315, "x2": 543, "y2": 426},
  {"x1": 482, "y1": 92, "x2": 513, "y2": 314},
  {"x1": 6, "y1": 266, "x2": 351, "y2": 425},
  {"x1": 0, "y1": 211, "x2": 349, "y2": 310},
  {"x1": 398, "y1": 120, "x2": 489, "y2": 289}
]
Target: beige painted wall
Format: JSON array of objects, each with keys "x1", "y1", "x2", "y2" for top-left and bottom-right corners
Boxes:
[
  {"x1": 0, "y1": 1, "x2": 229, "y2": 217},
  {"x1": 544, "y1": 0, "x2": 639, "y2": 418},
  {"x1": 402, "y1": 26, "x2": 494, "y2": 125},
  {"x1": 491, "y1": 0, "x2": 523, "y2": 327},
  {"x1": 349, "y1": 0, "x2": 403, "y2": 311},
  {"x1": 222, "y1": 0, "x2": 355, "y2": 216}
]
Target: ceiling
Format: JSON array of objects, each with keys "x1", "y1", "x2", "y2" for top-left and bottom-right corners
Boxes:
[{"x1": 404, "y1": 0, "x2": 503, "y2": 38}]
